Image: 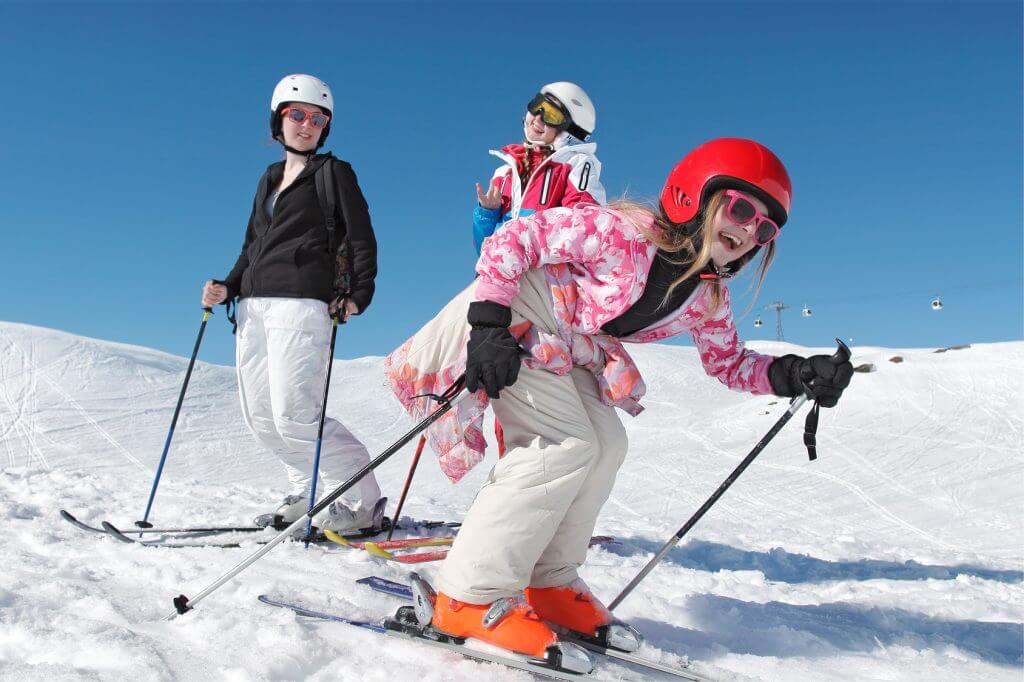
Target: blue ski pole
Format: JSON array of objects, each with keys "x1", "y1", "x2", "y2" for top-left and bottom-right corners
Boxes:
[
  {"x1": 304, "y1": 314, "x2": 341, "y2": 546},
  {"x1": 136, "y1": 307, "x2": 213, "y2": 531}
]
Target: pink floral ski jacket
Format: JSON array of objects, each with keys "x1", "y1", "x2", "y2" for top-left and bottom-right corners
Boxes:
[{"x1": 384, "y1": 204, "x2": 776, "y2": 483}]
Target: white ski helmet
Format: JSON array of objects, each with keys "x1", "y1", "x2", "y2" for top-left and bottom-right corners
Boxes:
[
  {"x1": 541, "y1": 81, "x2": 596, "y2": 142},
  {"x1": 270, "y1": 74, "x2": 334, "y2": 148}
]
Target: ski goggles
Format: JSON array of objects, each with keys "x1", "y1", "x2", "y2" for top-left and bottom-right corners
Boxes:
[
  {"x1": 280, "y1": 107, "x2": 331, "y2": 128},
  {"x1": 723, "y1": 190, "x2": 780, "y2": 245},
  {"x1": 526, "y1": 93, "x2": 570, "y2": 130}
]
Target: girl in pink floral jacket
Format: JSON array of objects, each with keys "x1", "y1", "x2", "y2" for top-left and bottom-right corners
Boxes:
[{"x1": 383, "y1": 138, "x2": 853, "y2": 670}]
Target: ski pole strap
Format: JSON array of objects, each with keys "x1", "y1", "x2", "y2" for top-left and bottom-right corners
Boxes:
[
  {"x1": 412, "y1": 374, "x2": 467, "y2": 407},
  {"x1": 803, "y1": 402, "x2": 820, "y2": 461},
  {"x1": 210, "y1": 279, "x2": 238, "y2": 333},
  {"x1": 225, "y1": 298, "x2": 237, "y2": 334}
]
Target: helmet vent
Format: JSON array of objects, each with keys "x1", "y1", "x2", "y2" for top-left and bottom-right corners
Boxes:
[{"x1": 571, "y1": 98, "x2": 583, "y2": 106}]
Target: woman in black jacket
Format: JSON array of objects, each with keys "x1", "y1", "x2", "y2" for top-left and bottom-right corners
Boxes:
[{"x1": 202, "y1": 74, "x2": 383, "y2": 532}]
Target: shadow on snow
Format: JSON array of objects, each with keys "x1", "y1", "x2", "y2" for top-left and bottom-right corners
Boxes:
[
  {"x1": 631, "y1": 595, "x2": 1023, "y2": 667},
  {"x1": 602, "y1": 538, "x2": 1023, "y2": 584}
]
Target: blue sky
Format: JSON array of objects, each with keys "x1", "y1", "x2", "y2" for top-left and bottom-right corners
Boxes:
[{"x1": 1, "y1": 1, "x2": 1021, "y2": 366}]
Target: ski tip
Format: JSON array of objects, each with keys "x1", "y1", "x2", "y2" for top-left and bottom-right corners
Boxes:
[
  {"x1": 362, "y1": 542, "x2": 395, "y2": 559},
  {"x1": 100, "y1": 520, "x2": 132, "y2": 541},
  {"x1": 322, "y1": 529, "x2": 353, "y2": 546}
]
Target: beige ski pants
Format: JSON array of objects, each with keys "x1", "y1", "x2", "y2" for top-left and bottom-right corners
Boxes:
[{"x1": 435, "y1": 270, "x2": 628, "y2": 604}]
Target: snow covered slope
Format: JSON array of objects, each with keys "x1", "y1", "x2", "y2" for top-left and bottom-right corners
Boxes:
[{"x1": 1, "y1": 320, "x2": 1021, "y2": 681}]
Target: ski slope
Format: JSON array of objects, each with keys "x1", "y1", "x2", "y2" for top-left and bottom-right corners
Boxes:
[{"x1": 1, "y1": 320, "x2": 1021, "y2": 681}]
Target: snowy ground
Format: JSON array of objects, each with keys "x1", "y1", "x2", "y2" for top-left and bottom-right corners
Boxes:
[{"x1": 0, "y1": 320, "x2": 1021, "y2": 681}]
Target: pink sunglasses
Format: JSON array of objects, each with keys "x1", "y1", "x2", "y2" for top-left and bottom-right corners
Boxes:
[
  {"x1": 723, "y1": 190, "x2": 780, "y2": 246},
  {"x1": 281, "y1": 107, "x2": 330, "y2": 128}
]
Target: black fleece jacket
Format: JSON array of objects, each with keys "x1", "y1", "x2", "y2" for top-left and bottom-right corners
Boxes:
[{"x1": 222, "y1": 153, "x2": 377, "y2": 312}]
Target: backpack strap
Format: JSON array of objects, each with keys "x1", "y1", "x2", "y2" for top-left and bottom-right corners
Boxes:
[
  {"x1": 314, "y1": 157, "x2": 338, "y2": 254},
  {"x1": 314, "y1": 156, "x2": 353, "y2": 301}
]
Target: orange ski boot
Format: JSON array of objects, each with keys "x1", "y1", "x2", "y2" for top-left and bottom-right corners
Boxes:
[
  {"x1": 526, "y1": 579, "x2": 643, "y2": 652},
  {"x1": 407, "y1": 573, "x2": 593, "y2": 674}
]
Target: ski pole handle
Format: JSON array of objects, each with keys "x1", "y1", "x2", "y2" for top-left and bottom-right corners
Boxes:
[{"x1": 830, "y1": 338, "x2": 851, "y2": 364}]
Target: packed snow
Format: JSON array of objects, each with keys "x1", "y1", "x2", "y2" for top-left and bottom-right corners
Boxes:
[{"x1": 0, "y1": 320, "x2": 1021, "y2": 681}]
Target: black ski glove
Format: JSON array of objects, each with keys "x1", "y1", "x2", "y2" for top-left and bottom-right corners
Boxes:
[
  {"x1": 769, "y1": 353, "x2": 854, "y2": 408},
  {"x1": 465, "y1": 301, "x2": 521, "y2": 399}
]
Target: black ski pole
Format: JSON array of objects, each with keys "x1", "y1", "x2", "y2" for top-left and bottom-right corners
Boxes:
[
  {"x1": 167, "y1": 376, "x2": 468, "y2": 620},
  {"x1": 136, "y1": 307, "x2": 214, "y2": 531},
  {"x1": 608, "y1": 340, "x2": 850, "y2": 611},
  {"x1": 304, "y1": 314, "x2": 341, "y2": 547}
]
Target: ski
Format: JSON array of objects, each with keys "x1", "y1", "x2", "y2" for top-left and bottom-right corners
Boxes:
[
  {"x1": 257, "y1": 594, "x2": 596, "y2": 681},
  {"x1": 61, "y1": 509, "x2": 268, "y2": 536},
  {"x1": 559, "y1": 635, "x2": 706, "y2": 682},
  {"x1": 62, "y1": 508, "x2": 459, "y2": 540},
  {"x1": 361, "y1": 542, "x2": 449, "y2": 563},
  {"x1": 60, "y1": 510, "x2": 106, "y2": 534},
  {"x1": 327, "y1": 534, "x2": 454, "y2": 550},
  {"x1": 326, "y1": 532, "x2": 452, "y2": 563},
  {"x1": 101, "y1": 521, "x2": 272, "y2": 549},
  {"x1": 356, "y1": 576, "x2": 708, "y2": 681},
  {"x1": 99, "y1": 518, "x2": 430, "y2": 549},
  {"x1": 333, "y1": 534, "x2": 618, "y2": 564},
  {"x1": 254, "y1": 512, "x2": 461, "y2": 532}
]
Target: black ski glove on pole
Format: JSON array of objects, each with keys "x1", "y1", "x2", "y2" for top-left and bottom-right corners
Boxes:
[
  {"x1": 465, "y1": 301, "x2": 521, "y2": 399},
  {"x1": 769, "y1": 353, "x2": 854, "y2": 408}
]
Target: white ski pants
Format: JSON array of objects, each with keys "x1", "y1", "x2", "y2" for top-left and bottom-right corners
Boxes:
[
  {"x1": 235, "y1": 297, "x2": 380, "y2": 511},
  {"x1": 435, "y1": 270, "x2": 629, "y2": 604}
]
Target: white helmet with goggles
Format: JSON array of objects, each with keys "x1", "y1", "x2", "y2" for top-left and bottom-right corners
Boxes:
[{"x1": 531, "y1": 81, "x2": 596, "y2": 143}]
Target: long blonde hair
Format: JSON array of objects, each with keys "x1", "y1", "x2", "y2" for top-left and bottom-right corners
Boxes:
[{"x1": 609, "y1": 191, "x2": 777, "y2": 316}]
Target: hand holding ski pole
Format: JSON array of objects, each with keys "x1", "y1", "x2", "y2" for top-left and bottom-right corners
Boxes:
[
  {"x1": 201, "y1": 281, "x2": 228, "y2": 308},
  {"x1": 770, "y1": 342, "x2": 853, "y2": 408},
  {"x1": 329, "y1": 297, "x2": 359, "y2": 322},
  {"x1": 608, "y1": 340, "x2": 850, "y2": 611},
  {"x1": 465, "y1": 301, "x2": 521, "y2": 399}
]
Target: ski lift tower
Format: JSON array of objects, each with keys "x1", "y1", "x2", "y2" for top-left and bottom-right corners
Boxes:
[{"x1": 765, "y1": 301, "x2": 789, "y2": 341}]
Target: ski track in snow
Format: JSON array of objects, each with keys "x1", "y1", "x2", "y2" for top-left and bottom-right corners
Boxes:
[{"x1": 0, "y1": 322, "x2": 1022, "y2": 681}]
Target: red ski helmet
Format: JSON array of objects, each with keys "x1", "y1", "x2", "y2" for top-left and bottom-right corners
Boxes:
[{"x1": 660, "y1": 138, "x2": 792, "y2": 228}]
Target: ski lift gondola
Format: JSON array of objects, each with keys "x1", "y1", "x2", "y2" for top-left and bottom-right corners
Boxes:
[
  {"x1": 801, "y1": 304, "x2": 812, "y2": 318},
  {"x1": 754, "y1": 318, "x2": 763, "y2": 328},
  {"x1": 931, "y1": 296, "x2": 943, "y2": 310}
]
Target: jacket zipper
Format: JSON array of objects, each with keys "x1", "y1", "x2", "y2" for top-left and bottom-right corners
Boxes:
[{"x1": 250, "y1": 158, "x2": 321, "y2": 292}]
